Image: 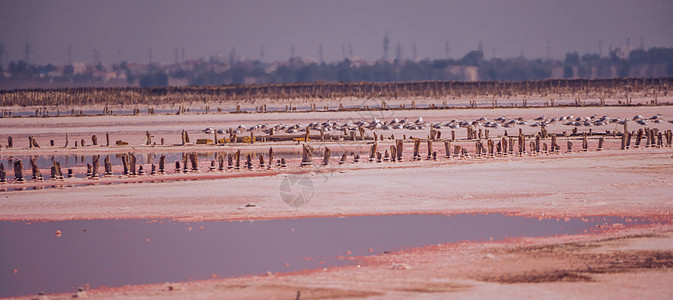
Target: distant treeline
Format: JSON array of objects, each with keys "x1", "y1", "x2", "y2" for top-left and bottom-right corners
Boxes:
[{"x1": 1, "y1": 47, "x2": 673, "y2": 89}]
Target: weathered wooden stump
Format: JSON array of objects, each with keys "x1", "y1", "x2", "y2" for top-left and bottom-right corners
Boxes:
[
  {"x1": 209, "y1": 160, "x2": 217, "y2": 172},
  {"x1": 92, "y1": 135, "x2": 98, "y2": 146},
  {"x1": 0, "y1": 162, "x2": 5, "y2": 183},
  {"x1": 217, "y1": 154, "x2": 224, "y2": 171},
  {"x1": 7, "y1": 136, "x2": 13, "y2": 148},
  {"x1": 268, "y1": 148, "x2": 274, "y2": 170},
  {"x1": 190, "y1": 152, "x2": 199, "y2": 171},
  {"x1": 582, "y1": 134, "x2": 588, "y2": 152},
  {"x1": 426, "y1": 140, "x2": 433, "y2": 160},
  {"x1": 151, "y1": 164, "x2": 157, "y2": 175},
  {"x1": 280, "y1": 158, "x2": 287, "y2": 168},
  {"x1": 567, "y1": 141, "x2": 573, "y2": 153},
  {"x1": 258, "y1": 154, "x2": 266, "y2": 169},
  {"x1": 67, "y1": 168, "x2": 73, "y2": 178},
  {"x1": 443, "y1": 141, "x2": 451, "y2": 159},
  {"x1": 354, "y1": 153, "x2": 360, "y2": 163},
  {"x1": 30, "y1": 158, "x2": 43, "y2": 181},
  {"x1": 106, "y1": 132, "x2": 110, "y2": 146},
  {"x1": 227, "y1": 154, "x2": 233, "y2": 170},
  {"x1": 369, "y1": 143, "x2": 378, "y2": 162},
  {"x1": 246, "y1": 154, "x2": 253, "y2": 170},
  {"x1": 145, "y1": 131, "x2": 152, "y2": 145},
  {"x1": 80, "y1": 139, "x2": 85, "y2": 147},
  {"x1": 340, "y1": 153, "x2": 347, "y2": 165},
  {"x1": 138, "y1": 165, "x2": 145, "y2": 175},
  {"x1": 376, "y1": 151, "x2": 382, "y2": 163},
  {"x1": 14, "y1": 161, "x2": 24, "y2": 182},
  {"x1": 159, "y1": 155, "x2": 166, "y2": 174},
  {"x1": 182, "y1": 153, "x2": 189, "y2": 173},
  {"x1": 322, "y1": 148, "x2": 331, "y2": 166},
  {"x1": 301, "y1": 144, "x2": 313, "y2": 166},
  {"x1": 412, "y1": 139, "x2": 421, "y2": 160},
  {"x1": 535, "y1": 134, "x2": 541, "y2": 153},
  {"x1": 130, "y1": 154, "x2": 137, "y2": 176},
  {"x1": 396, "y1": 139, "x2": 404, "y2": 161},
  {"x1": 92, "y1": 155, "x2": 99, "y2": 179},
  {"x1": 50, "y1": 140, "x2": 54, "y2": 146},
  {"x1": 175, "y1": 161, "x2": 181, "y2": 173},
  {"x1": 597, "y1": 137, "x2": 604, "y2": 151},
  {"x1": 451, "y1": 130, "x2": 455, "y2": 142},
  {"x1": 235, "y1": 150, "x2": 241, "y2": 170}
]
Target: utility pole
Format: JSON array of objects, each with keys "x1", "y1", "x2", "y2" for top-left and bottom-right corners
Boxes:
[
  {"x1": 412, "y1": 42, "x2": 417, "y2": 61},
  {"x1": 382, "y1": 32, "x2": 390, "y2": 60},
  {"x1": 181, "y1": 48, "x2": 185, "y2": 63},
  {"x1": 24, "y1": 41, "x2": 31, "y2": 63},
  {"x1": 0, "y1": 42, "x2": 5, "y2": 68},
  {"x1": 598, "y1": 39, "x2": 602, "y2": 57},
  {"x1": 259, "y1": 46, "x2": 265, "y2": 61},
  {"x1": 348, "y1": 43, "x2": 353, "y2": 57},
  {"x1": 290, "y1": 44, "x2": 295, "y2": 59},
  {"x1": 445, "y1": 41, "x2": 450, "y2": 59},
  {"x1": 478, "y1": 40, "x2": 483, "y2": 54},
  {"x1": 545, "y1": 40, "x2": 550, "y2": 59},
  {"x1": 341, "y1": 44, "x2": 346, "y2": 60},
  {"x1": 319, "y1": 43, "x2": 323, "y2": 63},
  {"x1": 148, "y1": 47, "x2": 152, "y2": 65},
  {"x1": 174, "y1": 47, "x2": 178, "y2": 65},
  {"x1": 395, "y1": 42, "x2": 402, "y2": 61},
  {"x1": 640, "y1": 37, "x2": 644, "y2": 50}
]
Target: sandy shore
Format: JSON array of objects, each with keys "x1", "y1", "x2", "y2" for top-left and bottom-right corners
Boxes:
[{"x1": 1, "y1": 104, "x2": 673, "y2": 299}]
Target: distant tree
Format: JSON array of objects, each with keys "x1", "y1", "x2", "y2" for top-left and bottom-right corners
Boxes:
[
  {"x1": 564, "y1": 52, "x2": 580, "y2": 65},
  {"x1": 460, "y1": 50, "x2": 484, "y2": 66},
  {"x1": 563, "y1": 65, "x2": 574, "y2": 78},
  {"x1": 139, "y1": 72, "x2": 168, "y2": 87}
]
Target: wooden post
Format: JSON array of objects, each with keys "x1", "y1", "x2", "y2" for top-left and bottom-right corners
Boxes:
[
  {"x1": 14, "y1": 160, "x2": 24, "y2": 182},
  {"x1": 413, "y1": 139, "x2": 421, "y2": 160},
  {"x1": 444, "y1": 141, "x2": 451, "y2": 158},
  {"x1": 159, "y1": 155, "x2": 166, "y2": 174},
  {"x1": 92, "y1": 135, "x2": 98, "y2": 146},
  {"x1": 0, "y1": 162, "x2": 5, "y2": 183},
  {"x1": 339, "y1": 153, "x2": 347, "y2": 165},
  {"x1": 451, "y1": 130, "x2": 455, "y2": 141},
  {"x1": 280, "y1": 157, "x2": 287, "y2": 168},
  {"x1": 246, "y1": 154, "x2": 253, "y2": 170},
  {"x1": 396, "y1": 139, "x2": 404, "y2": 161},
  {"x1": 322, "y1": 148, "x2": 331, "y2": 166},
  {"x1": 145, "y1": 131, "x2": 152, "y2": 145},
  {"x1": 582, "y1": 134, "x2": 588, "y2": 152},
  {"x1": 92, "y1": 155, "x2": 99, "y2": 178},
  {"x1": 301, "y1": 144, "x2": 313, "y2": 166},
  {"x1": 376, "y1": 151, "x2": 382, "y2": 163},
  {"x1": 30, "y1": 158, "x2": 42, "y2": 181},
  {"x1": 597, "y1": 137, "x2": 604, "y2": 151},
  {"x1": 106, "y1": 131, "x2": 110, "y2": 146},
  {"x1": 217, "y1": 154, "x2": 224, "y2": 171},
  {"x1": 7, "y1": 136, "x2": 12, "y2": 148},
  {"x1": 567, "y1": 141, "x2": 573, "y2": 153},
  {"x1": 175, "y1": 161, "x2": 181, "y2": 173},
  {"x1": 369, "y1": 143, "x2": 378, "y2": 162},
  {"x1": 227, "y1": 153, "x2": 233, "y2": 170},
  {"x1": 122, "y1": 154, "x2": 130, "y2": 175},
  {"x1": 182, "y1": 153, "x2": 189, "y2": 173},
  {"x1": 268, "y1": 148, "x2": 274, "y2": 170},
  {"x1": 130, "y1": 154, "x2": 137, "y2": 176},
  {"x1": 235, "y1": 150, "x2": 241, "y2": 170},
  {"x1": 189, "y1": 152, "x2": 198, "y2": 171},
  {"x1": 426, "y1": 140, "x2": 433, "y2": 159}
]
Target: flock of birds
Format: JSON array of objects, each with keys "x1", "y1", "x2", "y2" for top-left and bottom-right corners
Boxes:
[{"x1": 204, "y1": 114, "x2": 671, "y2": 135}]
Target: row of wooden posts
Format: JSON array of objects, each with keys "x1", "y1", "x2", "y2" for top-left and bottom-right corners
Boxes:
[
  {"x1": 2, "y1": 78, "x2": 671, "y2": 108},
  {"x1": 2, "y1": 130, "x2": 672, "y2": 184}
]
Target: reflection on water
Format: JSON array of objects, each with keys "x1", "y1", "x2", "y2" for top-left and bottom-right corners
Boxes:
[{"x1": 0, "y1": 213, "x2": 662, "y2": 297}]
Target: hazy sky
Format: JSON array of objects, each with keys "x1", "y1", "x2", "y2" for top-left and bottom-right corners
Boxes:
[{"x1": 1, "y1": 0, "x2": 672, "y2": 65}]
